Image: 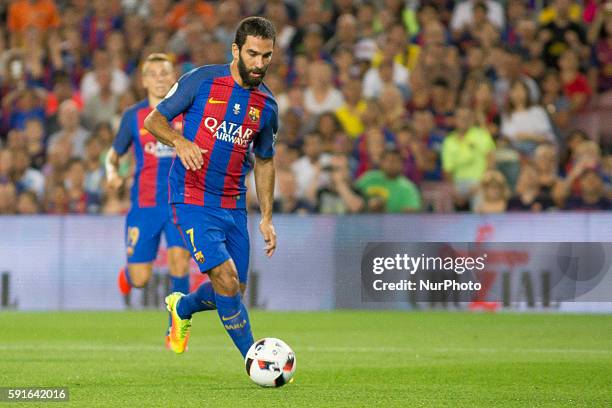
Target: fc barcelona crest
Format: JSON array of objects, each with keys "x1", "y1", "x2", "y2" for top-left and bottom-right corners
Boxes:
[{"x1": 248, "y1": 106, "x2": 260, "y2": 122}]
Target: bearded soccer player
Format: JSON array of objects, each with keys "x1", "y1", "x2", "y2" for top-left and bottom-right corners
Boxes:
[
  {"x1": 144, "y1": 17, "x2": 278, "y2": 357},
  {"x1": 106, "y1": 54, "x2": 192, "y2": 346}
]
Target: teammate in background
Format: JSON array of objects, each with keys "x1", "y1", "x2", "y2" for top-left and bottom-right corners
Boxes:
[
  {"x1": 144, "y1": 17, "x2": 278, "y2": 357},
  {"x1": 106, "y1": 54, "x2": 192, "y2": 346}
]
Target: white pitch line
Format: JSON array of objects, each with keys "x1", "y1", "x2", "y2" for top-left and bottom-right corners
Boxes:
[{"x1": 0, "y1": 344, "x2": 610, "y2": 355}]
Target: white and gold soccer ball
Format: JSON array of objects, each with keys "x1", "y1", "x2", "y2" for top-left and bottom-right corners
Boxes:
[{"x1": 245, "y1": 338, "x2": 296, "y2": 387}]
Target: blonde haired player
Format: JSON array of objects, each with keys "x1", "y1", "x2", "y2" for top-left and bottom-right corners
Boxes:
[{"x1": 106, "y1": 54, "x2": 192, "y2": 347}]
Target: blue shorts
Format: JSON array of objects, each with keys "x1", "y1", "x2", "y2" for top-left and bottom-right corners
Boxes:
[
  {"x1": 171, "y1": 204, "x2": 250, "y2": 284},
  {"x1": 125, "y1": 206, "x2": 186, "y2": 263}
]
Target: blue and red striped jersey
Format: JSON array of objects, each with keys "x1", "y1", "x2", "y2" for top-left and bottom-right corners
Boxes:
[
  {"x1": 112, "y1": 99, "x2": 183, "y2": 208},
  {"x1": 156, "y1": 64, "x2": 278, "y2": 209}
]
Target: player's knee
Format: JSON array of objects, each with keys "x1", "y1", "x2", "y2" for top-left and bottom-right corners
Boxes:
[
  {"x1": 128, "y1": 265, "x2": 152, "y2": 288},
  {"x1": 168, "y1": 248, "x2": 190, "y2": 277}
]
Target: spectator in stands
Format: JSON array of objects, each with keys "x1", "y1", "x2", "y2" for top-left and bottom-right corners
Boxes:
[
  {"x1": 474, "y1": 169, "x2": 511, "y2": 214},
  {"x1": 273, "y1": 170, "x2": 314, "y2": 214},
  {"x1": 332, "y1": 46, "x2": 356, "y2": 88},
  {"x1": 549, "y1": 178, "x2": 570, "y2": 210},
  {"x1": 315, "y1": 112, "x2": 342, "y2": 154},
  {"x1": 215, "y1": 1, "x2": 242, "y2": 58},
  {"x1": 450, "y1": 0, "x2": 505, "y2": 36},
  {"x1": 377, "y1": 84, "x2": 408, "y2": 130},
  {"x1": 45, "y1": 72, "x2": 83, "y2": 135},
  {"x1": 141, "y1": 0, "x2": 173, "y2": 32},
  {"x1": 324, "y1": 14, "x2": 358, "y2": 55},
  {"x1": 265, "y1": 1, "x2": 296, "y2": 55},
  {"x1": 362, "y1": 52, "x2": 410, "y2": 99},
  {"x1": 541, "y1": 69, "x2": 572, "y2": 137},
  {"x1": 0, "y1": 149, "x2": 12, "y2": 183},
  {"x1": 7, "y1": 0, "x2": 61, "y2": 47},
  {"x1": 16, "y1": 191, "x2": 40, "y2": 214},
  {"x1": 354, "y1": 127, "x2": 388, "y2": 178},
  {"x1": 394, "y1": 124, "x2": 424, "y2": 185},
  {"x1": 80, "y1": 49, "x2": 129, "y2": 102},
  {"x1": 503, "y1": 0, "x2": 529, "y2": 46},
  {"x1": 356, "y1": 149, "x2": 422, "y2": 213},
  {"x1": 56, "y1": 27, "x2": 87, "y2": 84},
  {"x1": 291, "y1": 133, "x2": 330, "y2": 201},
  {"x1": 412, "y1": 109, "x2": 444, "y2": 182},
  {"x1": 539, "y1": 0, "x2": 589, "y2": 68},
  {"x1": 441, "y1": 106, "x2": 495, "y2": 210},
  {"x1": 4, "y1": 88, "x2": 46, "y2": 131},
  {"x1": 106, "y1": 30, "x2": 130, "y2": 73},
  {"x1": 430, "y1": 77, "x2": 457, "y2": 132},
  {"x1": 83, "y1": 67, "x2": 120, "y2": 127},
  {"x1": 80, "y1": 0, "x2": 123, "y2": 51},
  {"x1": 494, "y1": 48, "x2": 540, "y2": 109},
  {"x1": 304, "y1": 61, "x2": 345, "y2": 116},
  {"x1": 471, "y1": 80, "x2": 500, "y2": 139},
  {"x1": 566, "y1": 169, "x2": 610, "y2": 210},
  {"x1": 83, "y1": 136, "x2": 104, "y2": 202},
  {"x1": 405, "y1": 66, "x2": 432, "y2": 113},
  {"x1": 500, "y1": 79, "x2": 556, "y2": 155},
  {"x1": 335, "y1": 78, "x2": 366, "y2": 139},
  {"x1": 508, "y1": 161, "x2": 554, "y2": 212},
  {"x1": 589, "y1": 10, "x2": 612, "y2": 94},
  {"x1": 44, "y1": 182, "x2": 68, "y2": 214},
  {"x1": 48, "y1": 100, "x2": 89, "y2": 159},
  {"x1": 11, "y1": 147, "x2": 45, "y2": 199},
  {"x1": 454, "y1": 1, "x2": 493, "y2": 48},
  {"x1": 533, "y1": 143, "x2": 561, "y2": 199},
  {"x1": 558, "y1": 48, "x2": 592, "y2": 112},
  {"x1": 65, "y1": 158, "x2": 97, "y2": 213},
  {"x1": 23, "y1": 118, "x2": 46, "y2": 170},
  {"x1": 92, "y1": 122, "x2": 115, "y2": 151},
  {"x1": 42, "y1": 134, "x2": 71, "y2": 184},
  {"x1": 316, "y1": 153, "x2": 365, "y2": 214},
  {"x1": 297, "y1": 24, "x2": 331, "y2": 63},
  {"x1": 0, "y1": 182, "x2": 18, "y2": 214},
  {"x1": 124, "y1": 16, "x2": 147, "y2": 67}
]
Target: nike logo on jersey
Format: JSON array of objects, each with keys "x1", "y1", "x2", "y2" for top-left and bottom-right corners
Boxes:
[{"x1": 208, "y1": 97, "x2": 227, "y2": 104}]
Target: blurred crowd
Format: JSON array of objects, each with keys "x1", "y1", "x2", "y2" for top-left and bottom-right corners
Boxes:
[{"x1": 0, "y1": 0, "x2": 611, "y2": 215}]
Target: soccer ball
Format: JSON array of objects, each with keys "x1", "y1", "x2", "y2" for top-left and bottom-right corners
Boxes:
[{"x1": 245, "y1": 338, "x2": 296, "y2": 387}]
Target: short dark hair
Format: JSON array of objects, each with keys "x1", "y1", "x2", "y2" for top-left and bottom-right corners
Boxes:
[
  {"x1": 234, "y1": 17, "x2": 276, "y2": 50},
  {"x1": 432, "y1": 77, "x2": 450, "y2": 89},
  {"x1": 382, "y1": 148, "x2": 402, "y2": 160}
]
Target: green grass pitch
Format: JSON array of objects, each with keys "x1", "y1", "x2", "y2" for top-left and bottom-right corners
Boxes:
[{"x1": 1, "y1": 311, "x2": 611, "y2": 407}]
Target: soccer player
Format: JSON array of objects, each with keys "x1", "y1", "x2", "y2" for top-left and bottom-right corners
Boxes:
[
  {"x1": 144, "y1": 17, "x2": 278, "y2": 358},
  {"x1": 106, "y1": 53, "x2": 192, "y2": 345}
]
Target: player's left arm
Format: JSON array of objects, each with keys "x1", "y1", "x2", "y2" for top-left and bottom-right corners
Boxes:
[
  {"x1": 255, "y1": 155, "x2": 276, "y2": 257},
  {"x1": 253, "y1": 106, "x2": 279, "y2": 258}
]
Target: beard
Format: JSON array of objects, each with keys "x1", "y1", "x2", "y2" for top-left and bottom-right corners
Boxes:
[{"x1": 238, "y1": 55, "x2": 268, "y2": 88}]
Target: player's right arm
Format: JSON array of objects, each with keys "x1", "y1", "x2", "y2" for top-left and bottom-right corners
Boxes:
[
  {"x1": 106, "y1": 109, "x2": 134, "y2": 191},
  {"x1": 105, "y1": 148, "x2": 123, "y2": 190},
  {"x1": 144, "y1": 110, "x2": 205, "y2": 171},
  {"x1": 144, "y1": 69, "x2": 207, "y2": 171}
]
